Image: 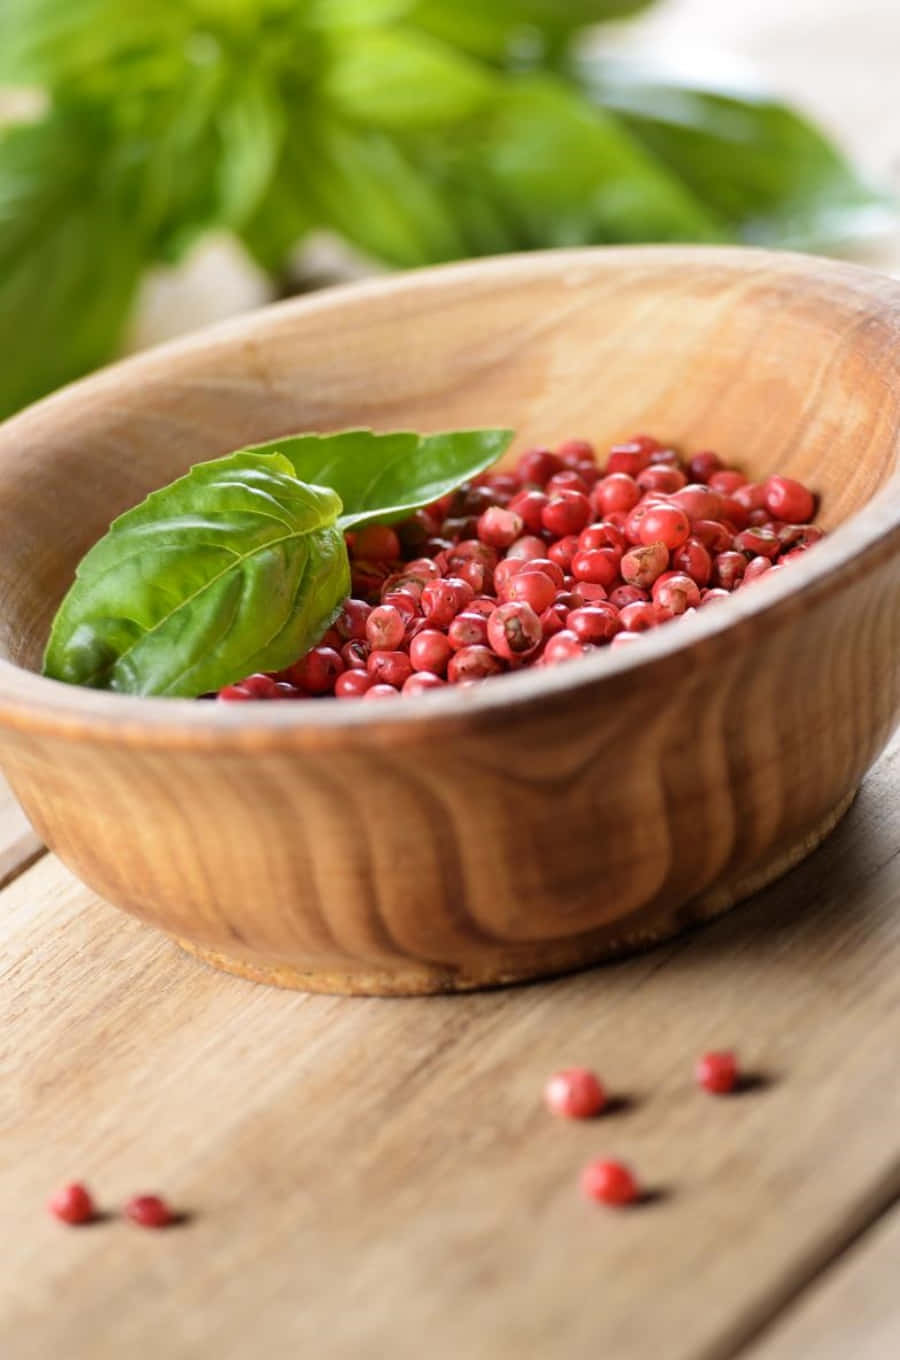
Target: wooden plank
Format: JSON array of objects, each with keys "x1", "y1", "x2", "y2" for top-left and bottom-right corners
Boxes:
[
  {"x1": 742, "y1": 1202, "x2": 900, "y2": 1360},
  {"x1": 0, "y1": 775, "x2": 42, "y2": 888},
  {"x1": 0, "y1": 734, "x2": 897, "y2": 1360}
]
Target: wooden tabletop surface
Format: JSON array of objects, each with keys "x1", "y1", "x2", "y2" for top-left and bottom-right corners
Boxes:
[{"x1": 2, "y1": 1, "x2": 900, "y2": 1356}]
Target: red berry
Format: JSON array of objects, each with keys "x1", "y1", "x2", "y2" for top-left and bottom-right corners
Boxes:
[
  {"x1": 238, "y1": 673, "x2": 281, "y2": 699},
  {"x1": 671, "y1": 484, "x2": 723, "y2": 523},
  {"x1": 519, "y1": 556, "x2": 565, "y2": 588},
  {"x1": 516, "y1": 447, "x2": 563, "y2": 487},
  {"x1": 619, "y1": 601, "x2": 663, "y2": 633},
  {"x1": 543, "y1": 630, "x2": 586, "y2": 665},
  {"x1": 367, "y1": 650, "x2": 413, "y2": 689},
  {"x1": 477, "y1": 506, "x2": 523, "y2": 549},
  {"x1": 671, "y1": 537, "x2": 713, "y2": 587},
  {"x1": 687, "y1": 450, "x2": 722, "y2": 483},
  {"x1": 557, "y1": 438, "x2": 596, "y2": 465},
  {"x1": 340, "y1": 639, "x2": 369, "y2": 670},
  {"x1": 487, "y1": 602, "x2": 543, "y2": 659},
  {"x1": 505, "y1": 534, "x2": 548, "y2": 563},
  {"x1": 733, "y1": 482, "x2": 768, "y2": 513},
  {"x1": 447, "y1": 645, "x2": 505, "y2": 683},
  {"x1": 741, "y1": 555, "x2": 773, "y2": 585},
  {"x1": 363, "y1": 683, "x2": 401, "y2": 700},
  {"x1": 335, "y1": 598, "x2": 372, "y2": 641},
  {"x1": 620, "y1": 541, "x2": 669, "y2": 588},
  {"x1": 733, "y1": 528, "x2": 780, "y2": 561},
  {"x1": 352, "y1": 524, "x2": 401, "y2": 562},
  {"x1": 544, "y1": 1068, "x2": 606, "y2": 1119},
  {"x1": 692, "y1": 519, "x2": 733, "y2": 554},
  {"x1": 447, "y1": 611, "x2": 490, "y2": 650},
  {"x1": 508, "y1": 489, "x2": 549, "y2": 534},
  {"x1": 547, "y1": 534, "x2": 580, "y2": 573},
  {"x1": 402, "y1": 672, "x2": 445, "y2": 695},
  {"x1": 708, "y1": 469, "x2": 747, "y2": 494},
  {"x1": 581, "y1": 1159, "x2": 638, "y2": 1206},
  {"x1": 609, "y1": 584, "x2": 648, "y2": 609},
  {"x1": 567, "y1": 604, "x2": 620, "y2": 646},
  {"x1": 652, "y1": 573, "x2": 701, "y2": 614},
  {"x1": 638, "y1": 505, "x2": 691, "y2": 550},
  {"x1": 409, "y1": 629, "x2": 454, "y2": 675},
  {"x1": 591, "y1": 473, "x2": 641, "y2": 517},
  {"x1": 714, "y1": 551, "x2": 748, "y2": 590},
  {"x1": 541, "y1": 491, "x2": 592, "y2": 538},
  {"x1": 606, "y1": 439, "x2": 655, "y2": 477},
  {"x1": 125, "y1": 1194, "x2": 174, "y2": 1229},
  {"x1": 290, "y1": 647, "x2": 344, "y2": 695},
  {"x1": 335, "y1": 669, "x2": 372, "y2": 698},
  {"x1": 503, "y1": 570, "x2": 557, "y2": 614},
  {"x1": 695, "y1": 1050, "x2": 739, "y2": 1094},
  {"x1": 571, "y1": 548, "x2": 620, "y2": 588},
  {"x1": 637, "y1": 464, "x2": 686, "y2": 495},
  {"x1": 421, "y1": 577, "x2": 473, "y2": 628},
  {"x1": 48, "y1": 1183, "x2": 95, "y2": 1225}
]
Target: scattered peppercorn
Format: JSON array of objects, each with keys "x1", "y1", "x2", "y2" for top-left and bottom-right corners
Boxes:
[
  {"x1": 48, "y1": 1183, "x2": 95, "y2": 1225},
  {"x1": 124, "y1": 1194, "x2": 176, "y2": 1229},
  {"x1": 545, "y1": 1068, "x2": 607, "y2": 1119},
  {"x1": 581, "y1": 1159, "x2": 639, "y2": 1207},
  {"x1": 695, "y1": 1050, "x2": 739, "y2": 1094}
]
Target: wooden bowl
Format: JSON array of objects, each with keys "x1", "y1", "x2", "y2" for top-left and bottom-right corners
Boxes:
[{"x1": 0, "y1": 246, "x2": 898, "y2": 995}]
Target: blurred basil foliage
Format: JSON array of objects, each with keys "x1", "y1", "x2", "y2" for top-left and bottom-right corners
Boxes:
[{"x1": 0, "y1": 0, "x2": 887, "y2": 418}]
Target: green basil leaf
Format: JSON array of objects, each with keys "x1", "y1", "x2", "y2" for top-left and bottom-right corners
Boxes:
[
  {"x1": 243, "y1": 428, "x2": 514, "y2": 527},
  {"x1": 459, "y1": 76, "x2": 722, "y2": 246},
  {"x1": 409, "y1": 1, "x2": 655, "y2": 62},
  {"x1": 43, "y1": 451, "x2": 349, "y2": 697},
  {"x1": 0, "y1": 109, "x2": 144, "y2": 419},
  {"x1": 321, "y1": 28, "x2": 494, "y2": 130},
  {"x1": 577, "y1": 55, "x2": 891, "y2": 249}
]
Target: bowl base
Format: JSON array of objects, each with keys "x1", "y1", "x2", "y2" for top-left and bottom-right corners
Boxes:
[{"x1": 175, "y1": 788, "x2": 857, "y2": 996}]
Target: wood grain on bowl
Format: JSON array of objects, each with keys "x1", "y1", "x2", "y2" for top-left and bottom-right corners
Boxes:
[{"x1": 0, "y1": 247, "x2": 897, "y2": 994}]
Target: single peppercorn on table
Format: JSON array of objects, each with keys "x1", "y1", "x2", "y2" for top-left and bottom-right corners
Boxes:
[{"x1": 0, "y1": 732, "x2": 898, "y2": 1359}]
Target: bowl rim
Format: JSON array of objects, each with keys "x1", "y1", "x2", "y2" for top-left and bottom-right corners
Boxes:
[{"x1": 0, "y1": 244, "x2": 898, "y2": 750}]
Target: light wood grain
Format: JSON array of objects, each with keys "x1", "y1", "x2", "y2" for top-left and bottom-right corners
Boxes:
[
  {"x1": 744, "y1": 1201, "x2": 900, "y2": 1360},
  {"x1": 0, "y1": 247, "x2": 897, "y2": 995},
  {"x1": 0, "y1": 733, "x2": 897, "y2": 1360},
  {"x1": 0, "y1": 774, "x2": 42, "y2": 888}
]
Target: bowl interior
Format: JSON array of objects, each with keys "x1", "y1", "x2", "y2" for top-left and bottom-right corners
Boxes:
[{"x1": 0, "y1": 246, "x2": 898, "y2": 674}]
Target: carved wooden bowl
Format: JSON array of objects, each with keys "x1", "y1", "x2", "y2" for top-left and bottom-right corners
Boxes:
[{"x1": 0, "y1": 247, "x2": 897, "y2": 994}]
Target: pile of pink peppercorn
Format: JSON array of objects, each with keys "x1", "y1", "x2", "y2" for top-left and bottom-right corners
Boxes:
[{"x1": 217, "y1": 435, "x2": 822, "y2": 702}]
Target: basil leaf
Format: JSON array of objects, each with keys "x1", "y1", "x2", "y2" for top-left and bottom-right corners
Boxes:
[
  {"x1": 577, "y1": 56, "x2": 890, "y2": 249},
  {"x1": 243, "y1": 428, "x2": 514, "y2": 527},
  {"x1": 43, "y1": 452, "x2": 349, "y2": 697},
  {"x1": 409, "y1": 1, "x2": 655, "y2": 61},
  {"x1": 321, "y1": 28, "x2": 494, "y2": 130},
  {"x1": 0, "y1": 109, "x2": 144, "y2": 420}
]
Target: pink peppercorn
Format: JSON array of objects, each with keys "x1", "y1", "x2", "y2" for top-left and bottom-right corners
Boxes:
[
  {"x1": 714, "y1": 551, "x2": 748, "y2": 590},
  {"x1": 366, "y1": 605, "x2": 406, "y2": 651},
  {"x1": 541, "y1": 490, "x2": 592, "y2": 537},
  {"x1": 619, "y1": 601, "x2": 663, "y2": 633},
  {"x1": 487, "y1": 602, "x2": 543, "y2": 659},
  {"x1": 695, "y1": 1050, "x2": 739, "y2": 1094},
  {"x1": 125, "y1": 1195, "x2": 175, "y2": 1229},
  {"x1": 557, "y1": 438, "x2": 595, "y2": 465},
  {"x1": 638, "y1": 504, "x2": 691, "y2": 550},
  {"x1": 341, "y1": 639, "x2": 369, "y2": 670},
  {"x1": 606, "y1": 441, "x2": 653, "y2": 477},
  {"x1": 447, "y1": 645, "x2": 505, "y2": 683},
  {"x1": 653, "y1": 573, "x2": 701, "y2": 614},
  {"x1": 733, "y1": 482, "x2": 768, "y2": 513},
  {"x1": 409, "y1": 629, "x2": 454, "y2": 675},
  {"x1": 516, "y1": 447, "x2": 563, "y2": 487},
  {"x1": 741, "y1": 555, "x2": 773, "y2": 585},
  {"x1": 592, "y1": 473, "x2": 641, "y2": 517},
  {"x1": 543, "y1": 631, "x2": 585, "y2": 664},
  {"x1": 402, "y1": 672, "x2": 445, "y2": 695},
  {"x1": 544, "y1": 1068, "x2": 606, "y2": 1119},
  {"x1": 503, "y1": 570, "x2": 557, "y2": 614},
  {"x1": 733, "y1": 527, "x2": 780, "y2": 560},
  {"x1": 692, "y1": 519, "x2": 733, "y2": 554},
  {"x1": 363, "y1": 683, "x2": 400, "y2": 700},
  {"x1": 546, "y1": 469, "x2": 591, "y2": 497},
  {"x1": 477, "y1": 506, "x2": 524, "y2": 549},
  {"x1": 547, "y1": 534, "x2": 580, "y2": 573},
  {"x1": 700, "y1": 588, "x2": 731, "y2": 606},
  {"x1": 708, "y1": 469, "x2": 747, "y2": 494},
  {"x1": 48, "y1": 1183, "x2": 95, "y2": 1225},
  {"x1": 571, "y1": 547, "x2": 620, "y2": 588},
  {"x1": 540, "y1": 602, "x2": 569, "y2": 637},
  {"x1": 671, "y1": 537, "x2": 713, "y2": 587},
  {"x1": 620, "y1": 541, "x2": 669, "y2": 588},
  {"x1": 421, "y1": 577, "x2": 473, "y2": 628},
  {"x1": 335, "y1": 669, "x2": 372, "y2": 698},
  {"x1": 239, "y1": 673, "x2": 281, "y2": 699},
  {"x1": 506, "y1": 534, "x2": 550, "y2": 562},
  {"x1": 352, "y1": 524, "x2": 401, "y2": 562},
  {"x1": 609, "y1": 584, "x2": 648, "y2": 609},
  {"x1": 637, "y1": 464, "x2": 687, "y2": 495},
  {"x1": 519, "y1": 556, "x2": 566, "y2": 588},
  {"x1": 567, "y1": 604, "x2": 620, "y2": 645},
  {"x1": 508, "y1": 489, "x2": 549, "y2": 533},
  {"x1": 448, "y1": 611, "x2": 490, "y2": 649},
  {"x1": 575, "y1": 582, "x2": 609, "y2": 604},
  {"x1": 581, "y1": 1159, "x2": 639, "y2": 1206},
  {"x1": 671, "y1": 484, "x2": 724, "y2": 523},
  {"x1": 289, "y1": 647, "x2": 343, "y2": 696},
  {"x1": 336, "y1": 598, "x2": 372, "y2": 641},
  {"x1": 687, "y1": 450, "x2": 722, "y2": 483},
  {"x1": 610, "y1": 631, "x2": 644, "y2": 648},
  {"x1": 367, "y1": 650, "x2": 413, "y2": 689}
]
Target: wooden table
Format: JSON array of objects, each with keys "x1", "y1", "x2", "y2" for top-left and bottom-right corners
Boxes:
[
  {"x1": 0, "y1": 732, "x2": 898, "y2": 1359},
  {"x1": 2, "y1": 1, "x2": 900, "y2": 1355}
]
